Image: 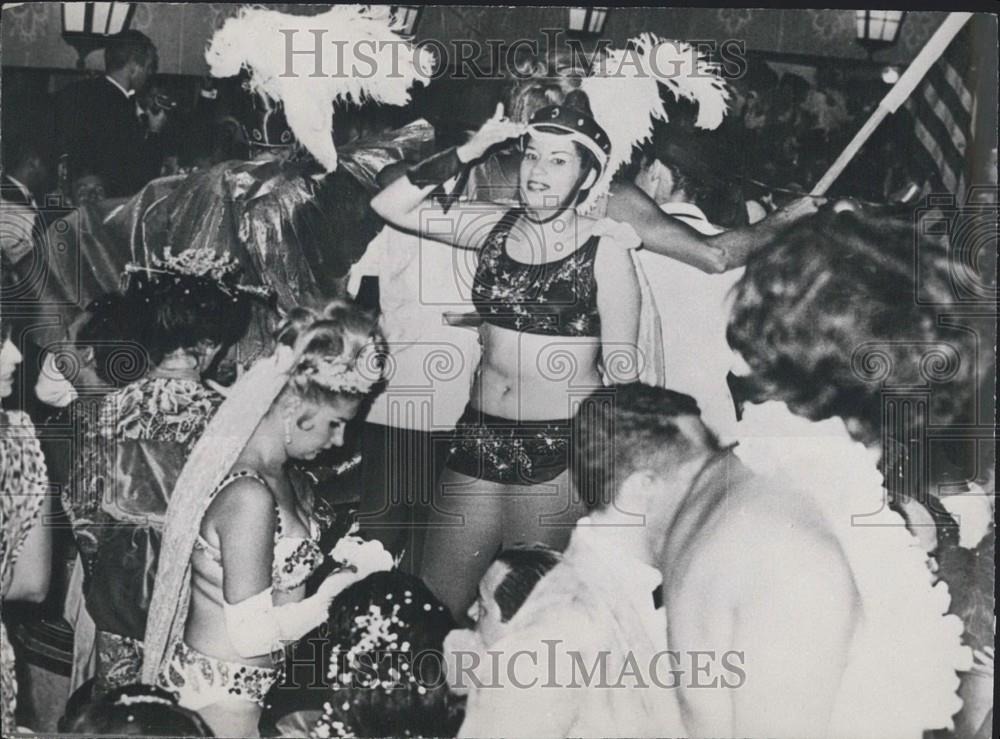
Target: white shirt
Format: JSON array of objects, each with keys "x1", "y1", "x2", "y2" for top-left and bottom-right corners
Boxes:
[
  {"x1": 458, "y1": 519, "x2": 682, "y2": 738},
  {"x1": 4, "y1": 174, "x2": 36, "y2": 209},
  {"x1": 572, "y1": 518, "x2": 666, "y2": 649},
  {"x1": 350, "y1": 225, "x2": 480, "y2": 431},
  {"x1": 105, "y1": 75, "x2": 134, "y2": 99},
  {"x1": 636, "y1": 202, "x2": 742, "y2": 442}
]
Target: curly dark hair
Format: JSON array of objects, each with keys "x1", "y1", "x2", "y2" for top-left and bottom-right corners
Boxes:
[
  {"x1": 727, "y1": 208, "x2": 982, "y2": 448},
  {"x1": 74, "y1": 292, "x2": 148, "y2": 388},
  {"x1": 309, "y1": 571, "x2": 465, "y2": 738},
  {"x1": 125, "y1": 272, "x2": 251, "y2": 367}
]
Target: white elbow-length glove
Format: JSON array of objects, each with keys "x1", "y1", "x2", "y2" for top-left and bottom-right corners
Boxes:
[{"x1": 222, "y1": 570, "x2": 355, "y2": 658}]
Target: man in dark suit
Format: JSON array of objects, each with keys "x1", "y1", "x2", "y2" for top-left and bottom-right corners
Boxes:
[
  {"x1": 1, "y1": 139, "x2": 50, "y2": 264},
  {"x1": 2, "y1": 136, "x2": 54, "y2": 314},
  {"x1": 55, "y1": 30, "x2": 165, "y2": 199}
]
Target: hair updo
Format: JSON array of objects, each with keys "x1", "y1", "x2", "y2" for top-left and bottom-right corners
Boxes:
[
  {"x1": 274, "y1": 300, "x2": 385, "y2": 407},
  {"x1": 309, "y1": 571, "x2": 464, "y2": 738},
  {"x1": 727, "y1": 208, "x2": 982, "y2": 448},
  {"x1": 125, "y1": 271, "x2": 251, "y2": 367}
]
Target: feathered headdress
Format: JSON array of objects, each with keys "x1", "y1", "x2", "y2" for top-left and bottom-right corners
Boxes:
[
  {"x1": 206, "y1": 5, "x2": 434, "y2": 172},
  {"x1": 579, "y1": 33, "x2": 730, "y2": 212}
]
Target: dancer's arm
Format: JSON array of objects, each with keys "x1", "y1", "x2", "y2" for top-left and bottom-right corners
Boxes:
[
  {"x1": 214, "y1": 477, "x2": 277, "y2": 604},
  {"x1": 595, "y1": 233, "x2": 641, "y2": 384},
  {"x1": 371, "y1": 103, "x2": 525, "y2": 248},
  {"x1": 606, "y1": 181, "x2": 819, "y2": 273},
  {"x1": 212, "y1": 478, "x2": 358, "y2": 657}
]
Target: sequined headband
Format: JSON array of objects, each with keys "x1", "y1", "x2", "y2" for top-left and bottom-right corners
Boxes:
[
  {"x1": 113, "y1": 694, "x2": 176, "y2": 708},
  {"x1": 123, "y1": 246, "x2": 272, "y2": 300}
]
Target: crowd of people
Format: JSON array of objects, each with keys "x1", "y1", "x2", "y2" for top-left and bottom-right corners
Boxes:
[{"x1": 1, "y1": 18, "x2": 996, "y2": 739}]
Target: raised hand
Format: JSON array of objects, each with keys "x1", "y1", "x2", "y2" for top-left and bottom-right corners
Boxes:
[
  {"x1": 457, "y1": 103, "x2": 528, "y2": 164},
  {"x1": 773, "y1": 195, "x2": 823, "y2": 225}
]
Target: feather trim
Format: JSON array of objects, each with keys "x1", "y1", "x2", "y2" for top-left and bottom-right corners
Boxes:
[
  {"x1": 206, "y1": 5, "x2": 433, "y2": 172},
  {"x1": 579, "y1": 34, "x2": 730, "y2": 213}
]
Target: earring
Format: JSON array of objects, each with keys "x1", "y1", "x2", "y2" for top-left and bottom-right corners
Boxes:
[{"x1": 283, "y1": 415, "x2": 292, "y2": 445}]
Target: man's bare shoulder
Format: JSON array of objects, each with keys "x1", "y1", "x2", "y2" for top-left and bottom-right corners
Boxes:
[{"x1": 670, "y1": 472, "x2": 851, "y2": 591}]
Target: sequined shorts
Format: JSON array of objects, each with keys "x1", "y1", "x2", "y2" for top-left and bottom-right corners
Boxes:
[
  {"x1": 445, "y1": 405, "x2": 571, "y2": 485},
  {"x1": 158, "y1": 640, "x2": 283, "y2": 710}
]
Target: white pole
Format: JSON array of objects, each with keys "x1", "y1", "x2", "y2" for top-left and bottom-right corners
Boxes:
[{"x1": 811, "y1": 12, "x2": 974, "y2": 197}]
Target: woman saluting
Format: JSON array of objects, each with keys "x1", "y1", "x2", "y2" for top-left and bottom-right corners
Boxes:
[{"x1": 372, "y1": 91, "x2": 642, "y2": 617}]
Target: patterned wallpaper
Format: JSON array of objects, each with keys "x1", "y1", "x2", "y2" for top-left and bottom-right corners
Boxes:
[{"x1": 1, "y1": 3, "x2": 949, "y2": 75}]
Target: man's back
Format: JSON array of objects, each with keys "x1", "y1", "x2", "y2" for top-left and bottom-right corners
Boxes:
[
  {"x1": 56, "y1": 77, "x2": 150, "y2": 198},
  {"x1": 661, "y1": 420, "x2": 969, "y2": 739}
]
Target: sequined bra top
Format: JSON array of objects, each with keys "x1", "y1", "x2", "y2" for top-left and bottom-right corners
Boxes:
[
  {"x1": 472, "y1": 208, "x2": 601, "y2": 337},
  {"x1": 193, "y1": 470, "x2": 325, "y2": 593}
]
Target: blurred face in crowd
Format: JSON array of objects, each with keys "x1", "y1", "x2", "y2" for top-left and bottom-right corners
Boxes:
[
  {"x1": 519, "y1": 131, "x2": 595, "y2": 213},
  {"x1": 21, "y1": 155, "x2": 51, "y2": 196},
  {"x1": 59, "y1": 311, "x2": 107, "y2": 394},
  {"x1": 190, "y1": 339, "x2": 222, "y2": 377},
  {"x1": 467, "y1": 559, "x2": 510, "y2": 646},
  {"x1": 0, "y1": 333, "x2": 23, "y2": 399},
  {"x1": 634, "y1": 158, "x2": 678, "y2": 205},
  {"x1": 72, "y1": 175, "x2": 106, "y2": 206}
]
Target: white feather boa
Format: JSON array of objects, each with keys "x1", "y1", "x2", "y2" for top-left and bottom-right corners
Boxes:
[
  {"x1": 206, "y1": 4, "x2": 433, "y2": 172},
  {"x1": 580, "y1": 34, "x2": 730, "y2": 213}
]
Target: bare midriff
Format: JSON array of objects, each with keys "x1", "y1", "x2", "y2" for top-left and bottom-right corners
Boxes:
[{"x1": 470, "y1": 322, "x2": 602, "y2": 421}]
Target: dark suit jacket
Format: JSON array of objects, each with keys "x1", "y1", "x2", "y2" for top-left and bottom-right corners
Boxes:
[{"x1": 54, "y1": 77, "x2": 163, "y2": 198}]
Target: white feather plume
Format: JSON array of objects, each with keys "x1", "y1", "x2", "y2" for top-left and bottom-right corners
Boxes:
[
  {"x1": 579, "y1": 34, "x2": 730, "y2": 212},
  {"x1": 206, "y1": 4, "x2": 433, "y2": 172}
]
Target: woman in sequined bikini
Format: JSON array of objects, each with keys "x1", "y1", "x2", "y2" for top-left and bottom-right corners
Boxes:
[
  {"x1": 372, "y1": 92, "x2": 642, "y2": 618},
  {"x1": 141, "y1": 303, "x2": 386, "y2": 737}
]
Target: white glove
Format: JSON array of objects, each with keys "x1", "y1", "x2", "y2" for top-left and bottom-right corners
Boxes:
[
  {"x1": 329, "y1": 529, "x2": 395, "y2": 582},
  {"x1": 223, "y1": 570, "x2": 357, "y2": 658}
]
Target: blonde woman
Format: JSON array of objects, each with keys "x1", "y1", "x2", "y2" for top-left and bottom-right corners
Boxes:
[{"x1": 142, "y1": 303, "x2": 386, "y2": 737}]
